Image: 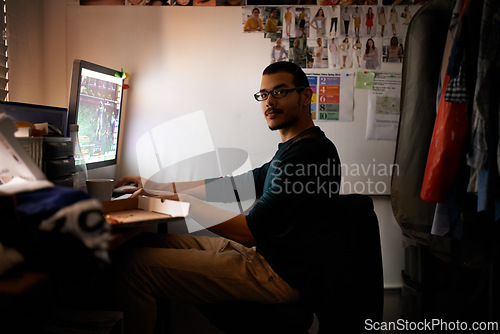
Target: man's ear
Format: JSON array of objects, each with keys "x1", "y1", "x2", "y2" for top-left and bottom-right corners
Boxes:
[{"x1": 302, "y1": 87, "x2": 313, "y2": 106}]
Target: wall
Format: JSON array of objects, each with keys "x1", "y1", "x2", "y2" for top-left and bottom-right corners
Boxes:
[
  {"x1": 6, "y1": 0, "x2": 44, "y2": 104},
  {"x1": 7, "y1": 0, "x2": 403, "y2": 288}
]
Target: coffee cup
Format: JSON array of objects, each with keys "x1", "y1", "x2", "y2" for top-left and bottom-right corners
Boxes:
[{"x1": 86, "y1": 179, "x2": 114, "y2": 201}]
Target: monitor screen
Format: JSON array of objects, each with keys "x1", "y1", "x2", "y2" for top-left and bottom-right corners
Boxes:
[{"x1": 68, "y1": 60, "x2": 124, "y2": 170}]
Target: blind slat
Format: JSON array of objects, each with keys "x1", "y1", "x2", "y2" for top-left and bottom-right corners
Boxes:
[
  {"x1": 0, "y1": 65, "x2": 7, "y2": 78},
  {"x1": 0, "y1": 89, "x2": 7, "y2": 100},
  {"x1": 1, "y1": 1, "x2": 6, "y2": 101}
]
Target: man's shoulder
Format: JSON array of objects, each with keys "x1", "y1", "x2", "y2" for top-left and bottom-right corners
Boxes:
[
  {"x1": 286, "y1": 127, "x2": 334, "y2": 150},
  {"x1": 283, "y1": 127, "x2": 339, "y2": 162}
]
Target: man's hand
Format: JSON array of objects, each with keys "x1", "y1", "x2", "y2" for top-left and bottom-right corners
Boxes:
[
  {"x1": 127, "y1": 188, "x2": 179, "y2": 201},
  {"x1": 114, "y1": 177, "x2": 204, "y2": 199},
  {"x1": 154, "y1": 193, "x2": 180, "y2": 202},
  {"x1": 114, "y1": 175, "x2": 143, "y2": 194}
]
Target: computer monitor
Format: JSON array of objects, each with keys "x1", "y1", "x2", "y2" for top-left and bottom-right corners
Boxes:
[
  {"x1": 0, "y1": 101, "x2": 68, "y2": 136},
  {"x1": 68, "y1": 60, "x2": 124, "y2": 178}
]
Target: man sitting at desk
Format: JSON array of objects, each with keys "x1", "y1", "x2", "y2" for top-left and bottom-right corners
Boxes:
[{"x1": 114, "y1": 62, "x2": 341, "y2": 334}]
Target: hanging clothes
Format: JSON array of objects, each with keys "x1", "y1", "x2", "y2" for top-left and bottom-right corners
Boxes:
[
  {"x1": 420, "y1": 0, "x2": 469, "y2": 204},
  {"x1": 440, "y1": 0, "x2": 485, "y2": 239},
  {"x1": 391, "y1": 0, "x2": 455, "y2": 245},
  {"x1": 469, "y1": 0, "x2": 500, "y2": 173},
  {"x1": 420, "y1": 75, "x2": 468, "y2": 203},
  {"x1": 468, "y1": 0, "x2": 500, "y2": 213}
]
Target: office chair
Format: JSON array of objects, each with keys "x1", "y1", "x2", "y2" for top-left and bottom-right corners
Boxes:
[{"x1": 197, "y1": 194, "x2": 384, "y2": 334}]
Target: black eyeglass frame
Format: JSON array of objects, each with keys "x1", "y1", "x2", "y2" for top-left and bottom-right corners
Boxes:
[{"x1": 254, "y1": 86, "x2": 306, "y2": 101}]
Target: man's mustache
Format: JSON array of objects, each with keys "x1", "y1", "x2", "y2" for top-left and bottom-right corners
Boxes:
[{"x1": 265, "y1": 108, "x2": 283, "y2": 116}]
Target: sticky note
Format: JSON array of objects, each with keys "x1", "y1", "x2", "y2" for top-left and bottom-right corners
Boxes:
[{"x1": 355, "y1": 71, "x2": 375, "y2": 90}]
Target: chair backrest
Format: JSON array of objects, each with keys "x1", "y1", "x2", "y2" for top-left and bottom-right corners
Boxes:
[
  {"x1": 197, "y1": 194, "x2": 384, "y2": 334},
  {"x1": 304, "y1": 194, "x2": 384, "y2": 333}
]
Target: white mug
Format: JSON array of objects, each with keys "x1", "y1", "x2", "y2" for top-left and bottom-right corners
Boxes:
[{"x1": 86, "y1": 179, "x2": 114, "y2": 201}]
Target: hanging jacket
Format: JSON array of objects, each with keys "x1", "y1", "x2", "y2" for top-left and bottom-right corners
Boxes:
[{"x1": 391, "y1": 0, "x2": 455, "y2": 245}]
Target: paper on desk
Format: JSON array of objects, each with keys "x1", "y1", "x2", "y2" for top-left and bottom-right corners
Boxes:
[
  {"x1": 0, "y1": 177, "x2": 53, "y2": 195},
  {"x1": 137, "y1": 196, "x2": 190, "y2": 218},
  {"x1": 0, "y1": 114, "x2": 47, "y2": 184}
]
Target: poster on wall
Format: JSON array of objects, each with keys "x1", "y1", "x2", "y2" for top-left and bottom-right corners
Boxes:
[
  {"x1": 78, "y1": 1, "x2": 428, "y2": 8},
  {"x1": 260, "y1": 4, "x2": 423, "y2": 70},
  {"x1": 365, "y1": 72, "x2": 401, "y2": 140},
  {"x1": 79, "y1": 0, "x2": 244, "y2": 6},
  {"x1": 308, "y1": 73, "x2": 354, "y2": 122},
  {"x1": 247, "y1": 0, "x2": 318, "y2": 5}
]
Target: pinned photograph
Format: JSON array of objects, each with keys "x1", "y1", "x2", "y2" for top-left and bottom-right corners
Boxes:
[
  {"x1": 340, "y1": 6, "x2": 351, "y2": 36},
  {"x1": 338, "y1": 36, "x2": 352, "y2": 68},
  {"x1": 377, "y1": 6, "x2": 387, "y2": 37},
  {"x1": 351, "y1": 6, "x2": 363, "y2": 37},
  {"x1": 388, "y1": 6, "x2": 399, "y2": 36},
  {"x1": 328, "y1": 37, "x2": 339, "y2": 69},
  {"x1": 325, "y1": 5, "x2": 340, "y2": 37},
  {"x1": 362, "y1": 37, "x2": 381, "y2": 69},
  {"x1": 310, "y1": 7, "x2": 327, "y2": 38},
  {"x1": 270, "y1": 38, "x2": 289, "y2": 63},
  {"x1": 352, "y1": 37, "x2": 363, "y2": 68},
  {"x1": 383, "y1": 36, "x2": 403, "y2": 63},
  {"x1": 247, "y1": 0, "x2": 318, "y2": 5},
  {"x1": 283, "y1": 7, "x2": 296, "y2": 38},
  {"x1": 194, "y1": 0, "x2": 215, "y2": 6},
  {"x1": 308, "y1": 37, "x2": 328, "y2": 68},
  {"x1": 216, "y1": 0, "x2": 243, "y2": 6},
  {"x1": 264, "y1": 7, "x2": 283, "y2": 39},
  {"x1": 242, "y1": 7, "x2": 265, "y2": 33},
  {"x1": 290, "y1": 37, "x2": 307, "y2": 68},
  {"x1": 295, "y1": 7, "x2": 310, "y2": 38}
]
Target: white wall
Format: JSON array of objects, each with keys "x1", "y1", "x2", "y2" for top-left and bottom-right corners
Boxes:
[
  {"x1": 7, "y1": 0, "x2": 403, "y2": 287},
  {"x1": 7, "y1": 0, "x2": 44, "y2": 104}
]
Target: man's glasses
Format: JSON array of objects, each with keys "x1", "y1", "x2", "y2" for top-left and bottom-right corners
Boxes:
[{"x1": 254, "y1": 86, "x2": 305, "y2": 101}]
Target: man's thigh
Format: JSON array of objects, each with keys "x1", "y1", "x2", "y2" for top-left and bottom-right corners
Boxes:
[
  {"x1": 120, "y1": 234, "x2": 299, "y2": 304},
  {"x1": 129, "y1": 232, "x2": 227, "y2": 251}
]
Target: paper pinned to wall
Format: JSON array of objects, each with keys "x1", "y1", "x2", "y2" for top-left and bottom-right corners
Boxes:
[
  {"x1": 308, "y1": 72, "x2": 354, "y2": 122},
  {"x1": 366, "y1": 73, "x2": 402, "y2": 141},
  {"x1": 355, "y1": 70, "x2": 375, "y2": 90}
]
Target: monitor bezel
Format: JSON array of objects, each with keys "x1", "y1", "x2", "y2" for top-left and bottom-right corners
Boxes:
[{"x1": 68, "y1": 59, "x2": 124, "y2": 171}]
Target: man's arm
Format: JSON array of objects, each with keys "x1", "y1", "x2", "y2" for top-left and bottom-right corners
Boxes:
[
  {"x1": 115, "y1": 176, "x2": 207, "y2": 199},
  {"x1": 176, "y1": 193, "x2": 255, "y2": 247},
  {"x1": 207, "y1": 214, "x2": 255, "y2": 247},
  {"x1": 168, "y1": 180, "x2": 206, "y2": 199}
]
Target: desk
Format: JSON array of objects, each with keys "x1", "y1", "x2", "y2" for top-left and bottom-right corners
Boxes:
[
  {"x1": 0, "y1": 218, "x2": 173, "y2": 295},
  {"x1": 0, "y1": 272, "x2": 53, "y2": 333},
  {"x1": 0, "y1": 271, "x2": 51, "y2": 308},
  {"x1": 0, "y1": 216, "x2": 179, "y2": 333}
]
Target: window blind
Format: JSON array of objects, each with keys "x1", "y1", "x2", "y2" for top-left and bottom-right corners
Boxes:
[{"x1": 0, "y1": 0, "x2": 7, "y2": 101}]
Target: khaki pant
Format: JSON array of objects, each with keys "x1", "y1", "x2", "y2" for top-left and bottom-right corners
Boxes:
[{"x1": 114, "y1": 233, "x2": 300, "y2": 334}]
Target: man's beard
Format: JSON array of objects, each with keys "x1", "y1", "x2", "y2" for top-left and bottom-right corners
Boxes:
[
  {"x1": 268, "y1": 115, "x2": 300, "y2": 131},
  {"x1": 267, "y1": 100, "x2": 302, "y2": 131}
]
